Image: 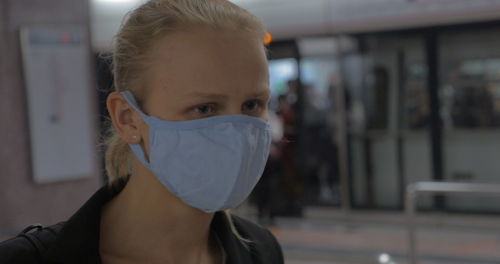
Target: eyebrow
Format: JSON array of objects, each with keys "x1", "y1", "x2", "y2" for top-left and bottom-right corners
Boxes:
[
  {"x1": 251, "y1": 90, "x2": 271, "y2": 98},
  {"x1": 187, "y1": 92, "x2": 229, "y2": 100},
  {"x1": 187, "y1": 90, "x2": 270, "y2": 100}
]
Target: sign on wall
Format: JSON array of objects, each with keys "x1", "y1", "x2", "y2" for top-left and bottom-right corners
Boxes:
[{"x1": 20, "y1": 26, "x2": 97, "y2": 183}]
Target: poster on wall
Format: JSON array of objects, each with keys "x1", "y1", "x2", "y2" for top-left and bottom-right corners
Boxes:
[{"x1": 20, "y1": 26, "x2": 97, "y2": 184}]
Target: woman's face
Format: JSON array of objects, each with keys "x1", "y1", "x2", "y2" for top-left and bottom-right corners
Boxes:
[{"x1": 139, "y1": 26, "x2": 270, "y2": 122}]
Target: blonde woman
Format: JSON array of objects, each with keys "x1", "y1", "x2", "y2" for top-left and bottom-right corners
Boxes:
[{"x1": 0, "y1": 0, "x2": 284, "y2": 263}]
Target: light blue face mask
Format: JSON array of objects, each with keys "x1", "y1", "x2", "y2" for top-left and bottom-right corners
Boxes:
[{"x1": 121, "y1": 91, "x2": 272, "y2": 213}]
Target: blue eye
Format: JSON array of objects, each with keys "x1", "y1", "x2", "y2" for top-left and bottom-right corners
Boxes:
[
  {"x1": 194, "y1": 104, "x2": 216, "y2": 115},
  {"x1": 242, "y1": 100, "x2": 262, "y2": 112}
]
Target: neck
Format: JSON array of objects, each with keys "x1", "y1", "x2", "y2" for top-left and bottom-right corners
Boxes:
[{"x1": 100, "y1": 160, "x2": 218, "y2": 264}]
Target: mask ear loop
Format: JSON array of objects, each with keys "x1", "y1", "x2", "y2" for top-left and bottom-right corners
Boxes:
[{"x1": 120, "y1": 90, "x2": 153, "y2": 170}]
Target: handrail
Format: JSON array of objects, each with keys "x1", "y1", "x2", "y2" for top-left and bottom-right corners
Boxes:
[{"x1": 405, "y1": 181, "x2": 500, "y2": 264}]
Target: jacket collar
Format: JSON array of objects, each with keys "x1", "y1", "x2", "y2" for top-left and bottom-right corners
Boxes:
[
  {"x1": 46, "y1": 184, "x2": 111, "y2": 264},
  {"x1": 46, "y1": 182, "x2": 253, "y2": 264}
]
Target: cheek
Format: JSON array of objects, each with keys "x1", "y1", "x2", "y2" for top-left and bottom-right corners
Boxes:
[{"x1": 260, "y1": 110, "x2": 270, "y2": 121}]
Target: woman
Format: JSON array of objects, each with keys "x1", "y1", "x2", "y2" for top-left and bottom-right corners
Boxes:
[{"x1": 0, "y1": 0, "x2": 284, "y2": 263}]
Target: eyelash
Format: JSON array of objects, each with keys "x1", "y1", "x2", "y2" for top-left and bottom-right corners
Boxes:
[
  {"x1": 190, "y1": 99, "x2": 267, "y2": 117},
  {"x1": 243, "y1": 99, "x2": 265, "y2": 112},
  {"x1": 193, "y1": 104, "x2": 217, "y2": 116}
]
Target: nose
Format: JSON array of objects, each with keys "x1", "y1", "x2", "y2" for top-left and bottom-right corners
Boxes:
[{"x1": 224, "y1": 103, "x2": 244, "y2": 116}]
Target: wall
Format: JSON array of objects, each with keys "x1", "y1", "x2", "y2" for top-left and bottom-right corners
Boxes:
[{"x1": 0, "y1": 0, "x2": 101, "y2": 235}]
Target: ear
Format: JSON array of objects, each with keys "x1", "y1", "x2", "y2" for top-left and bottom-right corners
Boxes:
[{"x1": 107, "y1": 91, "x2": 143, "y2": 144}]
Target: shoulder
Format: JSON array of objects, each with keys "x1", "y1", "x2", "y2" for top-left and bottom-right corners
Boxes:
[
  {"x1": 231, "y1": 215, "x2": 284, "y2": 264},
  {"x1": 0, "y1": 236, "x2": 40, "y2": 264},
  {"x1": 0, "y1": 222, "x2": 65, "y2": 264}
]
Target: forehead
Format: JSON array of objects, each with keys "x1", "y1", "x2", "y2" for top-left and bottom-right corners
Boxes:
[{"x1": 143, "y1": 26, "x2": 269, "y2": 100}]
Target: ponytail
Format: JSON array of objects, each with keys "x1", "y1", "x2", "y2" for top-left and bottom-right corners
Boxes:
[{"x1": 104, "y1": 126, "x2": 132, "y2": 187}]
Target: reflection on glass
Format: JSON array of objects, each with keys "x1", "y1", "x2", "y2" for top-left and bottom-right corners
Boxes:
[
  {"x1": 365, "y1": 65, "x2": 389, "y2": 130},
  {"x1": 405, "y1": 62, "x2": 428, "y2": 129},
  {"x1": 269, "y1": 58, "x2": 298, "y2": 97},
  {"x1": 301, "y1": 58, "x2": 338, "y2": 111},
  {"x1": 442, "y1": 58, "x2": 500, "y2": 129}
]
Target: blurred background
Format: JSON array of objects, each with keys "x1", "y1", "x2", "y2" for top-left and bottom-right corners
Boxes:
[{"x1": 2, "y1": 0, "x2": 500, "y2": 263}]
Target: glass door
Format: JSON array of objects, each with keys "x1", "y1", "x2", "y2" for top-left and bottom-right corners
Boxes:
[
  {"x1": 347, "y1": 34, "x2": 433, "y2": 210},
  {"x1": 439, "y1": 27, "x2": 500, "y2": 213}
]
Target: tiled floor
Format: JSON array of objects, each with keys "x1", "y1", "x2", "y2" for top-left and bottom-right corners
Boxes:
[{"x1": 262, "y1": 207, "x2": 500, "y2": 264}]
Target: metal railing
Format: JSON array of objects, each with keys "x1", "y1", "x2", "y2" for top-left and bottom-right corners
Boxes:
[{"x1": 405, "y1": 181, "x2": 500, "y2": 264}]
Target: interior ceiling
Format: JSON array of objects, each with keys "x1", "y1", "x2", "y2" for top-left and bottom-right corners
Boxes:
[{"x1": 90, "y1": 0, "x2": 500, "y2": 51}]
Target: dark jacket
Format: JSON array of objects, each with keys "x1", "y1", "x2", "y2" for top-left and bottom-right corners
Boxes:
[{"x1": 0, "y1": 184, "x2": 284, "y2": 264}]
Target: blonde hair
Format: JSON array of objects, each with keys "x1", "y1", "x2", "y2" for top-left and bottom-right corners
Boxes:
[{"x1": 105, "y1": 0, "x2": 266, "y2": 185}]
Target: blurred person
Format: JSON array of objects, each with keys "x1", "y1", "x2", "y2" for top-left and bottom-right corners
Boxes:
[
  {"x1": 0, "y1": 0, "x2": 283, "y2": 263},
  {"x1": 252, "y1": 111, "x2": 284, "y2": 226},
  {"x1": 285, "y1": 79, "x2": 299, "y2": 106},
  {"x1": 276, "y1": 93, "x2": 302, "y2": 217}
]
